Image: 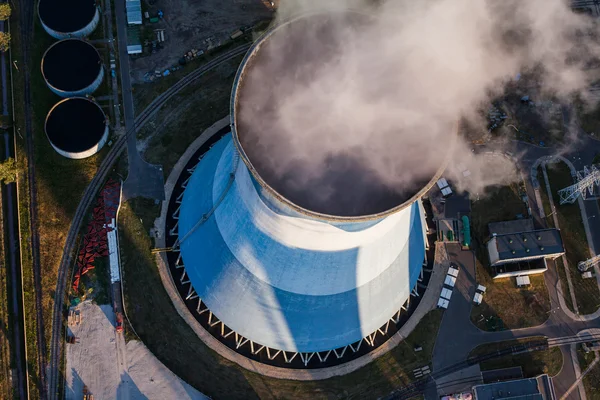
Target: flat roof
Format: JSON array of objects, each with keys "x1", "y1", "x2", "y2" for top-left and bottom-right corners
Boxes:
[
  {"x1": 490, "y1": 229, "x2": 564, "y2": 261},
  {"x1": 473, "y1": 376, "x2": 553, "y2": 400},
  {"x1": 489, "y1": 219, "x2": 534, "y2": 236}
]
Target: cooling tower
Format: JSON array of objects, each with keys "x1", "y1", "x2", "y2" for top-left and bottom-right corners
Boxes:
[
  {"x1": 172, "y1": 11, "x2": 448, "y2": 366},
  {"x1": 45, "y1": 97, "x2": 108, "y2": 159},
  {"x1": 39, "y1": 0, "x2": 99, "y2": 39},
  {"x1": 42, "y1": 39, "x2": 104, "y2": 97}
]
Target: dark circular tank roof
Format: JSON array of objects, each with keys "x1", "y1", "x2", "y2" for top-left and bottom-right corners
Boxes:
[
  {"x1": 39, "y1": 0, "x2": 97, "y2": 33},
  {"x1": 233, "y1": 12, "x2": 450, "y2": 218},
  {"x1": 45, "y1": 98, "x2": 106, "y2": 153},
  {"x1": 42, "y1": 39, "x2": 102, "y2": 92}
]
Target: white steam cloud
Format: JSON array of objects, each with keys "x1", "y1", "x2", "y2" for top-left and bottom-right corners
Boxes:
[{"x1": 237, "y1": 0, "x2": 600, "y2": 216}]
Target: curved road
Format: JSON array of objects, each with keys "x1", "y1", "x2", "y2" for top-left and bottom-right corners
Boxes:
[{"x1": 46, "y1": 43, "x2": 251, "y2": 399}]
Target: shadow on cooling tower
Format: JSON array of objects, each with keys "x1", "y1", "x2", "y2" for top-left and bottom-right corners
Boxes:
[{"x1": 163, "y1": 130, "x2": 433, "y2": 369}]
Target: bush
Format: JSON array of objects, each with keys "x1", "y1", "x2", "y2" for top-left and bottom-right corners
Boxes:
[
  {"x1": 0, "y1": 158, "x2": 17, "y2": 184},
  {"x1": 0, "y1": 32, "x2": 10, "y2": 52},
  {"x1": 0, "y1": 4, "x2": 10, "y2": 21}
]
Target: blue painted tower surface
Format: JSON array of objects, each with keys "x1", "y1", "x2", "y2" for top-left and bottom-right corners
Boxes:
[
  {"x1": 42, "y1": 39, "x2": 104, "y2": 97},
  {"x1": 39, "y1": 0, "x2": 99, "y2": 39},
  {"x1": 179, "y1": 135, "x2": 428, "y2": 353}
]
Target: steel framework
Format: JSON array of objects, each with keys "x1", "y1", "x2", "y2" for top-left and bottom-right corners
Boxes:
[
  {"x1": 557, "y1": 165, "x2": 600, "y2": 205},
  {"x1": 578, "y1": 254, "x2": 600, "y2": 272}
]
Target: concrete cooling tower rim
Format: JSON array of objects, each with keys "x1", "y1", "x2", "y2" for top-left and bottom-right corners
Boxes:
[
  {"x1": 231, "y1": 10, "x2": 456, "y2": 222},
  {"x1": 41, "y1": 39, "x2": 102, "y2": 92}
]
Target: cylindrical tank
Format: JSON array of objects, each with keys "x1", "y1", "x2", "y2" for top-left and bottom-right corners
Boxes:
[
  {"x1": 41, "y1": 39, "x2": 104, "y2": 97},
  {"x1": 45, "y1": 98, "x2": 109, "y2": 159},
  {"x1": 38, "y1": 0, "x2": 99, "y2": 39},
  {"x1": 176, "y1": 11, "x2": 452, "y2": 357}
]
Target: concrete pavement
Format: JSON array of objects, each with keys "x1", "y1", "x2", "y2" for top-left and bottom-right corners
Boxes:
[{"x1": 113, "y1": 0, "x2": 165, "y2": 201}]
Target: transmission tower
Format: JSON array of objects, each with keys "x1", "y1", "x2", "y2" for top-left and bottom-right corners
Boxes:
[
  {"x1": 557, "y1": 165, "x2": 600, "y2": 205},
  {"x1": 578, "y1": 254, "x2": 600, "y2": 272}
]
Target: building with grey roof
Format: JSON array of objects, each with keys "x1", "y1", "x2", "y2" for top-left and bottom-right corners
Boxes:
[
  {"x1": 487, "y1": 228, "x2": 564, "y2": 278},
  {"x1": 473, "y1": 375, "x2": 556, "y2": 400}
]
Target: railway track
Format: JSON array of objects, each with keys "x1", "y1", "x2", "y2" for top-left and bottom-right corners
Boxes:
[{"x1": 46, "y1": 43, "x2": 251, "y2": 399}]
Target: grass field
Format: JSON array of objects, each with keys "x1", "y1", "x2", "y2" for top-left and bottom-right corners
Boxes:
[
  {"x1": 577, "y1": 345, "x2": 600, "y2": 400},
  {"x1": 141, "y1": 56, "x2": 243, "y2": 174},
  {"x1": 545, "y1": 162, "x2": 600, "y2": 315},
  {"x1": 0, "y1": 192, "x2": 13, "y2": 398},
  {"x1": 583, "y1": 362, "x2": 600, "y2": 400},
  {"x1": 118, "y1": 198, "x2": 443, "y2": 399},
  {"x1": 469, "y1": 338, "x2": 563, "y2": 377},
  {"x1": 470, "y1": 182, "x2": 550, "y2": 330},
  {"x1": 10, "y1": 1, "x2": 42, "y2": 396},
  {"x1": 471, "y1": 259, "x2": 550, "y2": 330}
]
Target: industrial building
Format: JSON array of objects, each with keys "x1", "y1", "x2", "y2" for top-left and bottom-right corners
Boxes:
[
  {"x1": 486, "y1": 220, "x2": 564, "y2": 278},
  {"x1": 45, "y1": 97, "x2": 109, "y2": 159},
  {"x1": 38, "y1": 0, "x2": 100, "y2": 39},
  {"x1": 165, "y1": 11, "x2": 448, "y2": 368},
  {"x1": 473, "y1": 375, "x2": 556, "y2": 400},
  {"x1": 41, "y1": 39, "x2": 104, "y2": 97}
]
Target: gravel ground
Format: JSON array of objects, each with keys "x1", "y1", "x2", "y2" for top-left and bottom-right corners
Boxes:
[
  {"x1": 129, "y1": 0, "x2": 273, "y2": 82},
  {"x1": 65, "y1": 302, "x2": 120, "y2": 400},
  {"x1": 66, "y1": 301, "x2": 208, "y2": 399}
]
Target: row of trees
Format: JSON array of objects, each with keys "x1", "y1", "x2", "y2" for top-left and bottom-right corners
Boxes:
[{"x1": 0, "y1": 4, "x2": 16, "y2": 182}]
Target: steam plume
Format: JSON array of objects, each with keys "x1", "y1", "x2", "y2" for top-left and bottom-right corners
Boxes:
[{"x1": 236, "y1": 0, "x2": 600, "y2": 216}]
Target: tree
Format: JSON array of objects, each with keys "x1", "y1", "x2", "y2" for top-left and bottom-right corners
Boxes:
[
  {"x1": 0, "y1": 4, "x2": 11, "y2": 21},
  {"x1": 0, "y1": 158, "x2": 17, "y2": 184},
  {"x1": 0, "y1": 32, "x2": 9, "y2": 52}
]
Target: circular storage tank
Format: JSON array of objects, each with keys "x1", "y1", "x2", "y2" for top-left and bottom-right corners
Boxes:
[
  {"x1": 39, "y1": 0, "x2": 100, "y2": 39},
  {"x1": 42, "y1": 39, "x2": 104, "y2": 97},
  {"x1": 45, "y1": 98, "x2": 108, "y2": 159}
]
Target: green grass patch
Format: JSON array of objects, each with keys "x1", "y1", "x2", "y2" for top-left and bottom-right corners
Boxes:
[
  {"x1": 469, "y1": 338, "x2": 563, "y2": 377},
  {"x1": 142, "y1": 56, "x2": 242, "y2": 176},
  {"x1": 470, "y1": 183, "x2": 549, "y2": 330},
  {"x1": 545, "y1": 162, "x2": 600, "y2": 315},
  {"x1": 471, "y1": 259, "x2": 550, "y2": 330},
  {"x1": 583, "y1": 361, "x2": 600, "y2": 400},
  {"x1": 119, "y1": 197, "x2": 443, "y2": 399},
  {"x1": 10, "y1": 1, "x2": 41, "y2": 396},
  {"x1": 0, "y1": 190, "x2": 13, "y2": 398}
]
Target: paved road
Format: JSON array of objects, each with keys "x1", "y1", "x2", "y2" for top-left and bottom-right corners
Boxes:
[
  {"x1": 113, "y1": 0, "x2": 165, "y2": 201},
  {"x1": 430, "y1": 123, "x2": 600, "y2": 398}
]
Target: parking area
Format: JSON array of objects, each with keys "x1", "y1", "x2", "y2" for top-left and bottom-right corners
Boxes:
[{"x1": 129, "y1": 0, "x2": 273, "y2": 82}]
